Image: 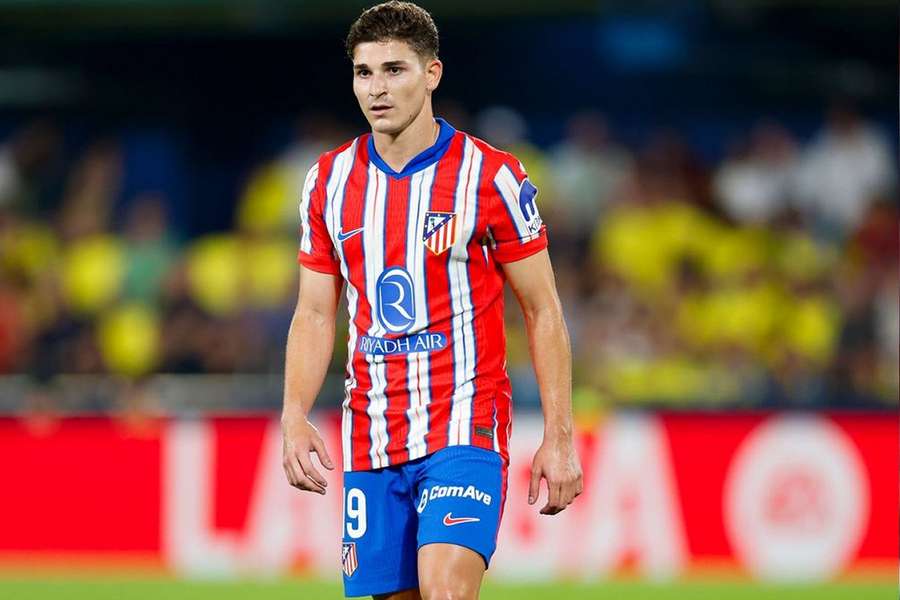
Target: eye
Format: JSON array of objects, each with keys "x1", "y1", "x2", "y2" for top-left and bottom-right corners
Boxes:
[
  {"x1": 389, "y1": 66, "x2": 403, "y2": 75},
  {"x1": 356, "y1": 69, "x2": 370, "y2": 77}
]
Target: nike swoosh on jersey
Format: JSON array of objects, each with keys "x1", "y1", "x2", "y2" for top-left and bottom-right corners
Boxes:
[
  {"x1": 337, "y1": 227, "x2": 364, "y2": 242},
  {"x1": 442, "y1": 512, "x2": 481, "y2": 526}
]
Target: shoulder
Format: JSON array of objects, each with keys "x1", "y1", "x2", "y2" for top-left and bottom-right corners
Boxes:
[
  {"x1": 456, "y1": 130, "x2": 528, "y2": 182},
  {"x1": 300, "y1": 136, "x2": 364, "y2": 203},
  {"x1": 312, "y1": 135, "x2": 367, "y2": 174}
]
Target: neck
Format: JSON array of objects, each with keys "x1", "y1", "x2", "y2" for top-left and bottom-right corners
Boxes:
[{"x1": 371, "y1": 104, "x2": 438, "y2": 173}]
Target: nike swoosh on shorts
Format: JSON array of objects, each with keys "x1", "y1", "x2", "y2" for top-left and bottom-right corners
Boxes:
[{"x1": 442, "y1": 513, "x2": 481, "y2": 526}]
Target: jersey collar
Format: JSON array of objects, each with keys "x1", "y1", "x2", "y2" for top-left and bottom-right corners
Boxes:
[{"x1": 367, "y1": 117, "x2": 456, "y2": 179}]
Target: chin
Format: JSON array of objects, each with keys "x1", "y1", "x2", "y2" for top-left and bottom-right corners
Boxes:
[{"x1": 369, "y1": 118, "x2": 401, "y2": 135}]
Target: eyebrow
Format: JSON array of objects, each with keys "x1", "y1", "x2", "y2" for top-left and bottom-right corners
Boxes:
[{"x1": 354, "y1": 60, "x2": 409, "y2": 70}]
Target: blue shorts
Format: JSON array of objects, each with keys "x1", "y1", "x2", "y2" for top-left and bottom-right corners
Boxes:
[{"x1": 341, "y1": 445, "x2": 506, "y2": 598}]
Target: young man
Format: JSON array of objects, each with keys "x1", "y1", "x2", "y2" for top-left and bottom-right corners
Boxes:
[{"x1": 281, "y1": 2, "x2": 582, "y2": 598}]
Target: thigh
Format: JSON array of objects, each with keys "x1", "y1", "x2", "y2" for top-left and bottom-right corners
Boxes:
[
  {"x1": 342, "y1": 467, "x2": 419, "y2": 598},
  {"x1": 417, "y1": 543, "x2": 485, "y2": 600},
  {"x1": 374, "y1": 590, "x2": 421, "y2": 600},
  {"x1": 414, "y1": 446, "x2": 507, "y2": 570}
]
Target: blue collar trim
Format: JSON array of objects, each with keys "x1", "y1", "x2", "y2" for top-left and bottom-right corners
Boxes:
[{"x1": 367, "y1": 117, "x2": 456, "y2": 178}]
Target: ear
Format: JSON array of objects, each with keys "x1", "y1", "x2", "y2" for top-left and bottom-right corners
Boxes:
[{"x1": 425, "y1": 58, "x2": 443, "y2": 93}]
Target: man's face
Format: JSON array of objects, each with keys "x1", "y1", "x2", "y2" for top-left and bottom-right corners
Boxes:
[{"x1": 352, "y1": 39, "x2": 440, "y2": 136}]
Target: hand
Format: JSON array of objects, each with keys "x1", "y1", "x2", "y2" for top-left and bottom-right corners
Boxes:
[
  {"x1": 528, "y1": 434, "x2": 583, "y2": 515},
  {"x1": 281, "y1": 414, "x2": 335, "y2": 495}
]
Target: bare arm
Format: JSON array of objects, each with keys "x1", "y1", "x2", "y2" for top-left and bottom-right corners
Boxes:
[
  {"x1": 281, "y1": 264, "x2": 343, "y2": 495},
  {"x1": 502, "y1": 249, "x2": 583, "y2": 515}
]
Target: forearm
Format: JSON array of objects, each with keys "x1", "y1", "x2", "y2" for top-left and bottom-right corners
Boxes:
[
  {"x1": 522, "y1": 304, "x2": 573, "y2": 441},
  {"x1": 282, "y1": 306, "x2": 336, "y2": 422}
]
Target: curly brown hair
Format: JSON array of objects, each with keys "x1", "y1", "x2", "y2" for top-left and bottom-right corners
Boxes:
[{"x1": 345, "y1": 1, "x2": 439, "y2": 61}]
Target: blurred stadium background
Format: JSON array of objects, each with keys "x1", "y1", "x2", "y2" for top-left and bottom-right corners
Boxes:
[{"x1": 0, "y1": 0, "x2": 896, "y2": 598}]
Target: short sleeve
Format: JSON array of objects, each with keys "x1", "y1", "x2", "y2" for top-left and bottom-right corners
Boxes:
[
  {"x1": 297, "y1": 161, "x2": 341, "y2": 275},
  {"x1": 487, "y1": 158, "x2": 549, "y2": 263}
]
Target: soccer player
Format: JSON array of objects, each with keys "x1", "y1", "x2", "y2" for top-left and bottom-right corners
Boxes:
[{"x1": 281, "y1": 2, "x2": 582, "y2": 598}]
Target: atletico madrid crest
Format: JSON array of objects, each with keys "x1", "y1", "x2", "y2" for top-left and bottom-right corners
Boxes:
[
  {"x1": 423, "y1": 211, "x2": 457, "y2": 256},
  {"x1": 342, "y1": 542, "x2": 358, "y2": 577}
]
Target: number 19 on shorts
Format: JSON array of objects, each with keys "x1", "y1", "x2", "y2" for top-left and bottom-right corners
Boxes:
[{"x1": 345, "y1": 487, "x2": 367, "y2": 539}]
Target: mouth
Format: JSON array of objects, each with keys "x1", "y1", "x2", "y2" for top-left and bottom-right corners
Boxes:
[{"x1": 370, "y1": 104, "x2": 392, "y2": 116}]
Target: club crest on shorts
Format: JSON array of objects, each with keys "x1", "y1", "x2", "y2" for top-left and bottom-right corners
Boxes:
[
  {"x1": 342, "y1": 542, "x2": 358, "y2": 577},
  {"x1": 423, "y1": 211, "x2": 457, "y2": 256}
]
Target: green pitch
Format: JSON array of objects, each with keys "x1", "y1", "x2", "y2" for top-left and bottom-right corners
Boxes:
[{"x1": 0, "y1": 578, "x2": 895, "y2": 600}]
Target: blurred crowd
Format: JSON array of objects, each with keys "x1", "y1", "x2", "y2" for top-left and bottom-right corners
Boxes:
[{"x1": 0, "y1": 104, "x2": 896, "y2": 413}]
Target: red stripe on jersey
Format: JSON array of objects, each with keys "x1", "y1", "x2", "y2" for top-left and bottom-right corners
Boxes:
[
  {"x1": 469, "y1": 135, "x2": 521, "y2": 462},
  {"x1": 467, "y1": 150, "x2": 502, "y2": 452},
  {"x1": 496, "y1": 378, "x2": 513, "y2": 466},
  {"x1": 382, "y1": 175, "x2": 412, "y2": 463}
]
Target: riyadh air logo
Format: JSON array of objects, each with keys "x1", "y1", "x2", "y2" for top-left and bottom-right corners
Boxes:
[
  {"x1": 518, "y1": 179, "x2": 542, "y2": 234},
  {"x1": 423, "y1": 211, "x2": 457, "y2": 256},
  {"x1": 358, "y1": 332, "x2": 446, "y2": 356},
  {"x1": 376, "y1": 267, "x2": 415, "y2": 333},
  {"x1": 443, "y1": 513, "x2": 480, "y2": 526}
]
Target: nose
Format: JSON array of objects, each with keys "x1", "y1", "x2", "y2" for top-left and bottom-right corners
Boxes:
[{"x1": 368, "y1": 72, "x2": 387, "y2": 97}]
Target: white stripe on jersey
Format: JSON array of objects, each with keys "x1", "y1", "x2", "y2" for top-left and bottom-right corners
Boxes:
[
  {"x1": 494, "y1": 164, "x2": 541, "y2": 243},
  {"x1": 405, "y1": 164, "x2": 437, "y2": 460},
  {"x1": 364, "y1": 166, "x2": 390, "y2": 469},
  {"x1": 298, "y1": 163, "x2": 319, "y2": 254},
  {"x1": 326, "y1": 141, "x2": 359, "y2": 471},
  {"x1": 448, "y1": 137, "x2": 483, "y2": 446},
  {"x1": 324, "y1": 140, "x2": 359, "y2": 245},
  {"x1": 341, "y1": 282, "x2": 358, "y2": 471},
  {"x1": 491, "y1": 403, "x2": 500, "y2": 453}
]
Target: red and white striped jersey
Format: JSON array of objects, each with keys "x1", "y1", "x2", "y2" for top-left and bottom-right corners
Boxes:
[{"x1": 297, "y1": 118, "x2": 548, "y2": 472}]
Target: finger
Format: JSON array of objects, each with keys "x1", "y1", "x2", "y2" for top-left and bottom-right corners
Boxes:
[
  {"x1": 561, "y1": 480, "x2": 577, "y2": 507},
  {"x1": 282, "y1": 459, "x2": 298, "y2": 486},
  {"x1": 310, "y1": 435, "x2": 335, "y2": 471},
  {"x1": 283, "y1": 449, "x2": 303, "y2": 485},
  {"x1": 528, "y1": 466, "x2": 541, "y2": 505},
  {"x1": 295, "y1": 476, "x2": 327, "y2": 494},
  {"x1": 284, "y1": 455, "x2": 322, "y2": 493},
  {"x1": 290, "y1": 474, "x2": 326, "y2": 494},
  {"x1": 297, "y1": 450, "x2": 328, "y2": 489},
  {"x1": 541, "y1": 481, "x2": 563, "y2": 515}
]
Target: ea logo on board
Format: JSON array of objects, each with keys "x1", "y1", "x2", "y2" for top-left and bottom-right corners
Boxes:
[
  {"x1": 723, "y1": 416, "x2": 868, "y2": 582},
  {"x1": 376, "y1": 267, "x2": 416, "y2": 333},
  {"x1": 518, "y1": 179, "x2": 542, "y2": 233}
]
